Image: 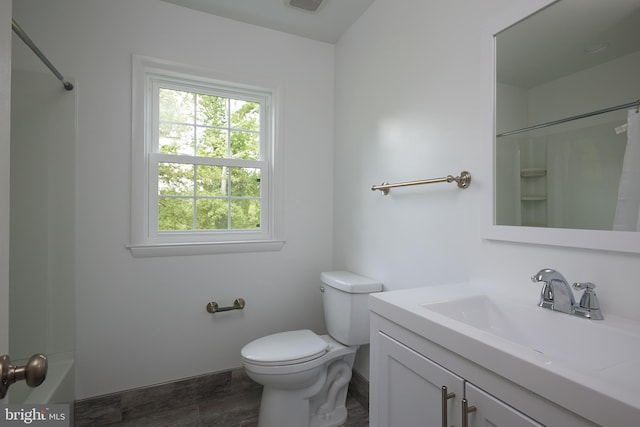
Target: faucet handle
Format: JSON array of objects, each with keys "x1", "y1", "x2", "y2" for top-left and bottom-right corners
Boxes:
[
  {"x1": 573, "y1": 282, "x2": 596, "y2": 291},
  {"x1": 531, "y1": 269, "x2": 556, "y2": 309},
  {"x1": 572, "y1": 282, "x2": 604, "y2": 320}
]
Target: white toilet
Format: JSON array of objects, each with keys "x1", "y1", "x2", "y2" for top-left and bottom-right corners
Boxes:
[{"x1": 240, "y1": 271, "x2": 382, "y2": 427}]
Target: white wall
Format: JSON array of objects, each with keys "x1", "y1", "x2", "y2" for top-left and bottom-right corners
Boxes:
[
  {"x1": 10, "y1": 69, "x2": 76, "y2": 361},
  {"x1": 528, "y1": 50, "x2": 640, "y2": 126},
  {"x1": 335, "y1": 0, "x2": 640, "y2": 378},
  {"x1": 0, "y1": 0, "x2": 12, "y2": 357},
  {"x1": 12, "y1": 0, "x2": 335, "y2": 399}
]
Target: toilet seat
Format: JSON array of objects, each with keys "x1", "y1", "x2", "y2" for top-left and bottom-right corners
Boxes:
[{"x1": 241, "y1": 329, "x2": 329, "y2": 366}]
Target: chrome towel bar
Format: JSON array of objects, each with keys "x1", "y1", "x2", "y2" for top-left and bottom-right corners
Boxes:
[
  {"x1": 206, "y1": 298, "x2": 246, "y2": 313},
  {"x1": 371, "y1": 171, "x2": 471, "y2": 195}
]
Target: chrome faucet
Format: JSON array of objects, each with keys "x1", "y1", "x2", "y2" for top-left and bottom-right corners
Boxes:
[
  {"x1": 531, "y1": 268, "x2": 603, "y2": 320},
  {"x1": 531, "y1": 268, "x2": 575, "y2": 314}
]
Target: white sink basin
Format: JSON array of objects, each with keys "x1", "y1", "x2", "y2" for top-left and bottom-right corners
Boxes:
[
  {"x1": 369, "y1": 283, "x2": 640, "y2": 426},
  {"x1": 422, "y1": 294, "x2": 640, "y2": 372}
]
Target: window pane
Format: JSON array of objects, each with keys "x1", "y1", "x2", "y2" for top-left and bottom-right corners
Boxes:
[
  {"x1": 196, "y1": 165, "x2": 227, "y2": 196},
  {"x1": 143, "y1": 70, "x2": 273, "y2": 245},
  {"x1": 231, "y1": 99, "x2": 259, "y2": 131},
  {"x1": 158, "y1": 197, "x2": 193, "y2": 231},
  {"x1": 159, "y1": 88, "x2": 194, "y2": 123},
  {"x1": 159, "y1": 163, "x2": 194, "y2": 196},
  {"x1": 230, "y1": 168, "x2": 261, "y2": 197},
  {"x1": 197, "y1": 94, "x2": 228, "y2": 127},
  {"x1": 231, "y1": 200, "x2": 260, "y2": 230},
  {"x1": 230, "y1": 130, "x2": 259, "y2": 160},
  {"x1": 196, "y1": 127, "x2": 228, "y2": 158},
  {"x1": 159, "y1": 123, "x2": 195, "y2": 155},
  {"x1": 196, "y1": 199, "x2": 229, "y2": 230}
]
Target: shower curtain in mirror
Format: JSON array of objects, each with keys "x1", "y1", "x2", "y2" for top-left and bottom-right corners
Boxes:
[{"x1": 613, "y1": 109, "x2": 640, "y2": 231}]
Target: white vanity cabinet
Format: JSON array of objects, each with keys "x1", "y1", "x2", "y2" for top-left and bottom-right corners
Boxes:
[
  {"x1": 374, "y1": 330, "x2": 542, "y2": 427},
  {"x1": 370, "y1": 313, "x2": 597, "y2": 427},
  {"x1": 376, "y1": 331, "x2": 465, "y2": 427},
  {"x1": 464, "y1": 382, "x2": 542, "y2": 427}
]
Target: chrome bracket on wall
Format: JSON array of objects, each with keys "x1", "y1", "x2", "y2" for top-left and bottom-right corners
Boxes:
[{"x1": 206, "y1": 298, "x2": 246, "y2": 313}]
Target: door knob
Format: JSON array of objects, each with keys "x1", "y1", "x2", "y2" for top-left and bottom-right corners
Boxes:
[{"x1": 0, "y1": 354, "x2": 48, "y2": 399}]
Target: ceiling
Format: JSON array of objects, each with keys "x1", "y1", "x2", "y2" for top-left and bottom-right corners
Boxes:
[
  {"x1": 160, "y1": 0, "x2": 375, "y2": 44},
  {"x1": 159, "y1": 0, "x2": 640, "y2": 87}
]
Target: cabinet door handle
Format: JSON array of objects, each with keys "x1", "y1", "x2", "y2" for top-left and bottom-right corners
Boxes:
[
  {"x1": 441, "y1": 386, "x2": 455, "y2": 427},
  {"x1": 462, "y1": 398, "x2": 477, "y2": 427}
]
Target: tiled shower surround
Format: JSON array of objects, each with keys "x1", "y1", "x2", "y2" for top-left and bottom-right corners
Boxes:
[{"x1": 74, "y1": 368, "x2": 369, "y2": 426}]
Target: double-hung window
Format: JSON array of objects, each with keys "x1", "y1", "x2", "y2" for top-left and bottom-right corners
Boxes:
[{"x1": 130, "y1": 56, "x2": 283, "y2": 257}]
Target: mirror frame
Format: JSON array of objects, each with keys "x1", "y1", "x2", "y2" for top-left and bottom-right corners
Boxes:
[{"x1": 483, "y1": 0, "x2": 640, "y2": 254}]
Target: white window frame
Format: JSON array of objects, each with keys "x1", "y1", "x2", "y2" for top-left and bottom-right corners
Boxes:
[{"x1": 129, "y1": 55, "x2": 284, "y2": 257}]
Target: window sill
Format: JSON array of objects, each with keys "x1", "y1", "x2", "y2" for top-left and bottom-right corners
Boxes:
[{"x1": 128, "y1": 240, "x2": 285, "y2": 258}]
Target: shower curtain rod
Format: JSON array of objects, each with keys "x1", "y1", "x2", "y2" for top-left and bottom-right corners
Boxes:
[
  {"x1": 497, "y1": 99, "x2": 640, "y2": 138},
  {"x1": 11, "y1": 19, "x2": 73, "y2": 91}
]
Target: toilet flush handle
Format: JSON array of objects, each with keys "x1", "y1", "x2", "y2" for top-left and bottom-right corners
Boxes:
[{"x1": 320, "y1": 286, "x2": 325, "y2": 293}]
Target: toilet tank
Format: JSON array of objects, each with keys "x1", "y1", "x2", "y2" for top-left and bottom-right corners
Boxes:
[{"x1": 321, "y1": 271, "x2": 382, "y2": 346}]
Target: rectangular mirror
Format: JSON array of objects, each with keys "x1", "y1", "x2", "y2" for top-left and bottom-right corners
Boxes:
[{"x1": 489, "y1": 0, "x2": 640, "y2": 253}]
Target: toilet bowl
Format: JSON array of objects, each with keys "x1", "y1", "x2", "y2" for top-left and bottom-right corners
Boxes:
[
  {"x1": 240, "y1": 271, "x2": 382, "y2": 427},
  {"x1": 242, "y1": 331, "x2": 357, "y2": 427}
]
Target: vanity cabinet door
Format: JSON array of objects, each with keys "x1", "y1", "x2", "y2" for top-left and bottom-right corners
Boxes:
[
  {"x1": 464, "y1": 383, "x2": 543, "y2": 427},
  {"x1": 374, "y1": 332, "x2": 464, "y2": 427}
]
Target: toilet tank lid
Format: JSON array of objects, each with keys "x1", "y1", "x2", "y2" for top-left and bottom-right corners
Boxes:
[{"x1": 321, "y1": 271, "x2": 382, "y2": 293}]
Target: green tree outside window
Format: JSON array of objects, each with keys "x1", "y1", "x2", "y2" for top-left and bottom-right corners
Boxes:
[{"x1": 157, "y1": 88, "x2": 262, "y2": 231}]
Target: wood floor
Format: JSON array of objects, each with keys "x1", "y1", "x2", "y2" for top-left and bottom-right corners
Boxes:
[{"x1": 74, "y1": 369, "x2": 369, "y2": 427}]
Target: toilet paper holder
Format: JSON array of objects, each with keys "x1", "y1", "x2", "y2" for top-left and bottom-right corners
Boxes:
[{"x1": 206, "y1": 298, "x2": 246, "y2": 313}]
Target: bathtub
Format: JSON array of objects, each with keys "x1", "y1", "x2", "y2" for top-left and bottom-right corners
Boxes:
[{"x1": 9, "y1": 352, "x2": 74, "y2": 404}]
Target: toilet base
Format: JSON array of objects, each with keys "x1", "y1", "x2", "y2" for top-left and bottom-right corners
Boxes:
[
  {"x1": 257, "y1": 388, "x2": 346, "y2": 427},
  {"x1": 257, "y1": 357, "x2": 353, "y2": 427},
  {"x1": 247, "y1": 335, "x2": 358, "y2": 427}
]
